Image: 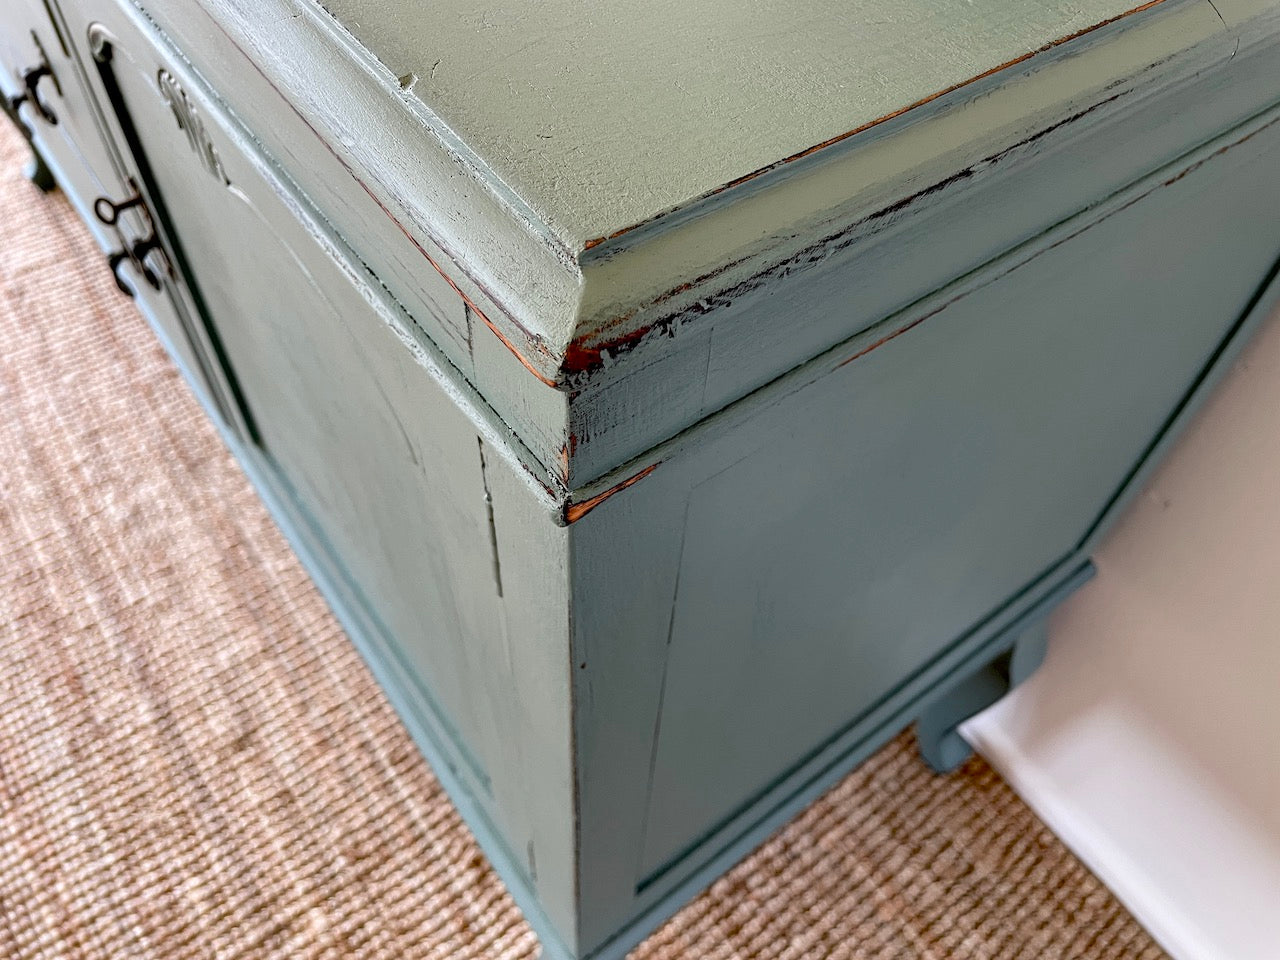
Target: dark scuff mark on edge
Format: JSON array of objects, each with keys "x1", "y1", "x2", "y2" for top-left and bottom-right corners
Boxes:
[
  {"x1": 561, "y1": 88, "x2": 1134, "y2": 383},
  {"x1": 836, "y1": 113, "x2": 1280, "y2": 372},
  {"x1": 477, "y1": 438, "x2": 505, "y2": 597}
]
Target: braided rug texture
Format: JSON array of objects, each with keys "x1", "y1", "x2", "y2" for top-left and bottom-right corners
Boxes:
[{"x1": 0, "y1": 122, "x2": 1165, "y2": 960}]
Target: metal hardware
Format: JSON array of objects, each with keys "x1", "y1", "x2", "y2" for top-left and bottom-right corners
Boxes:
[
  {"x1": 106, "y1": 249, "x2": 135, "y2": 297},
  {"x1": 8, "y1": 58, "x2": 58, "y2": 126},
  {"x1": 93, "y1": 189, "x2": 146, "y2": 226},
  {"x1": 1, "y1": 37, "x2": 60, "y2": 187},
  {"x1": 97, "y1": 184, "x2": 170, "y2": 297},
  {"x1": 130, "y1": 234, "x2": 168, "y2": 288},
  {"x1": 105, "y1": 235, "x2": 167, "y2": 298}
]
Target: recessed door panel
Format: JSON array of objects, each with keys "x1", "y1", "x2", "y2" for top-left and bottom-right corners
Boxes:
[
  {"x1": 637, "y1": 114, "x2": 1280, "y2": 880},
  {"x1": 83, "y1": 5, "x2": 516, "y2": 805}
]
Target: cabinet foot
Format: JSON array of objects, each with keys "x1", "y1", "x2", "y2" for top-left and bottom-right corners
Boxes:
[
  {"x1": 916, "y1": 619, "x2": 1050, "y2": 773},
  {"x1": 2, "y1": 93, "x2": 57, "y2": 193},
  {"x1": 23, "y1": 147, "x2": 57, "y2": 193}
]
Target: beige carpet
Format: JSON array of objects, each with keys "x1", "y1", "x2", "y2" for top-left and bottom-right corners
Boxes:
[{"x1": 0, "y1": 120, "x2": 1165, "y2": 960}]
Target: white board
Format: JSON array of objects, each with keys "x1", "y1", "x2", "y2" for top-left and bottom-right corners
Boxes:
[{"x1": 963, "y1": 299, "x2": 1280, "y2": 960}]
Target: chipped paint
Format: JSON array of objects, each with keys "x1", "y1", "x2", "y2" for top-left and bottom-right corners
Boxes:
[
  {"x1": 561, "y1": 87, "x2": 1139, "y2": 384},
  {"x1": 562, "y1": 323, "x2": 657, "y2": 374},
  {"x1": 564, "y1": 464, "x2": 661, "y2": 524},
  {"x1": 477, "y1": 311, "x2": 560, "y2": 387},
  {"x1": 205, "y1": 0, "x2": 1178, "y2": 398},
  {"x1": 836, "y1": 111, "x2": 1280, "y2": 372}
]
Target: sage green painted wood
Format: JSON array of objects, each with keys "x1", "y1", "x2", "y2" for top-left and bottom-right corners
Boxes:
[
  {"x1": 564, "y1": 103, "x2": 1280, "y2": 952},
  {"x1": 565, "y1": 21, "x2": 1280, "y2": 483},
  {"x1": 129, "y1": 0, "x2": 1280, "y2": 492},
  {"x1": 310, "y1": 0, "x2": 1194, "y2": 248},
  {"x1": 637, "y1": 115, "x2": 1280, "y2": 877},
  {"x1": 69, "y1": 0, "x2": 580, "y2": 940},
  {"x1": 11, "y1": 0, "x2": 1280, "y2": 958},
  {"x1": 44, "y1": 0, "x2": 1270, "y2": 493}
]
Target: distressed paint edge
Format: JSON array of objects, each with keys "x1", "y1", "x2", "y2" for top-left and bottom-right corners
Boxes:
[
  {"x1": 562, "y1": 7, "x2": 1240, "y2": 379},
  {"x1": 563, "y1": 463, "x2": 661, "y2": 525},
  {"x1": 171, "y1": 0, "x2": 569, "y2": 378},
  {"x1": 562, "y1": 90, "x2": 1129, "y2": 376},
  {"x1": 301, "y1": 0, "x2": 580, "y2": 268},
  {"x1": 557, "y1": 97, "x2": 1280, "y2": 511}
]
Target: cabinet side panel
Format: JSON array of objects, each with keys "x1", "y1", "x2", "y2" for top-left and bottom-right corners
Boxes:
[
  {"x1": 568, "y1": 479, "x2": 689, "y2": 953},
  {"x1": 570, "y1": 104, "x2": 1280, "y2": 954},
  {"x1": 636, "y1": 111, "x2": 1280, "y2": 878}
]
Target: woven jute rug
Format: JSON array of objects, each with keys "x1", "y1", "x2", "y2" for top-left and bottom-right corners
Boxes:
[{"x1": 0, "y1": 119, "x2": 1166, "y2": 960}]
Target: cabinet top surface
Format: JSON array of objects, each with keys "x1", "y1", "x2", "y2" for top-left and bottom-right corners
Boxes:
[{"x1": 313, "y1": 0, "x2": 1166, "y2": 251}]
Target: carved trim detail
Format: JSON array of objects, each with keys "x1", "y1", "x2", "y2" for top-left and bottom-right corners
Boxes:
[{"x1": 156, "y1": 69, "x2": 229, "y2": 185}]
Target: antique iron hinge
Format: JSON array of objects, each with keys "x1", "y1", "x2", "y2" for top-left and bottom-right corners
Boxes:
[
  {"x1": 94, "y1": 181, "x2": 172, "y2": 297},
  {"x1": 6, "y1": 33, "x2": 60, "y2": 127}
]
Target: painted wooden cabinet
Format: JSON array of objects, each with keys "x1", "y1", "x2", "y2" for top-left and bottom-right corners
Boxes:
[{"x1": 5, "y1": 1, "x2": 1280, "y2": 957}]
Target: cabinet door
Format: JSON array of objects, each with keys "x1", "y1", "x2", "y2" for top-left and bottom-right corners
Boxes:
[
  {"x1": 83, "y1": 24, "x2": 258, "y2": 446},
  {"x1": 78, "y1": 3, "x2": 519, "y2": 808},
  {"x1": 1, "y1": 0, "x2": 118, "y2": 207},
  {"x1": 2, "y1": 0, "x2": 254, "y2": 437}
]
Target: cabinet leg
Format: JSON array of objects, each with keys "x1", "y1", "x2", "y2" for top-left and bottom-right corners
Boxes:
[
  {"x1": 2, "y1": 94, "x2": 57, "y2": 193},
  {"x1": 1008, "y1": 619, "x2": 1050, "y2": 687},
  {"x1": 916, "y1": 620, "x2": 1050, "y2": 773},
  {"x1": 23, "y1": 146, "x2": 57, "y2": 193}
]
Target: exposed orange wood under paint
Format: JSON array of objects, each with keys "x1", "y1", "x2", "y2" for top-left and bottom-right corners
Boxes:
[
  {"x1": 476, "y1": 311, "x2": 559, "y2": 386},
  {"x1": 565, "y1": 464, "x2": 661, "y2": 524}
]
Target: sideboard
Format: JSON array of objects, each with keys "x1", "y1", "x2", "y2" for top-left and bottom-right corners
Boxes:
[{"x1": 4, "y1": 2, "x2": 1279, "y2": 957}]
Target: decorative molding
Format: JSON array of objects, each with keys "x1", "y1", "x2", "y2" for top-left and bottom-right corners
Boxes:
[{"x1": 157, "y1": 69, "x2": 228, "y2": 184}]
